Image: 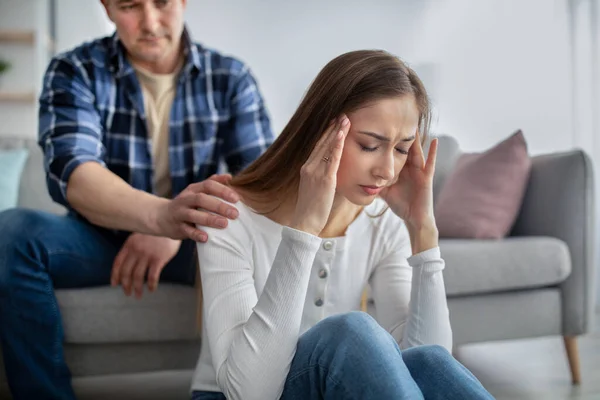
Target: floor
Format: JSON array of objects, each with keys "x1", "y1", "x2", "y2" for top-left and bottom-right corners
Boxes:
[
  {"x1": 455, "y1": 321, "x2": 600, "y2": 400},
  {"x1": 2, "y1": 314, "x2": 599, "y2": 399},
  {"x1": 72, "y1": 312, "x2": 600, "y2": 400}
]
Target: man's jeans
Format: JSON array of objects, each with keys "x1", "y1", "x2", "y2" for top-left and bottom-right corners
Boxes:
[
  {"x1": 0, "y1": 208, "x2": 197, "y2": 400},
  {"x1": 192, "y1": 312, "x2": 495, "y2": 400}
]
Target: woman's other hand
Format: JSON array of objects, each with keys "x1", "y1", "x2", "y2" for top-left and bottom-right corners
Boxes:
[{"x1": 380, "y1": 132, "x2": 439, "y2": 253}]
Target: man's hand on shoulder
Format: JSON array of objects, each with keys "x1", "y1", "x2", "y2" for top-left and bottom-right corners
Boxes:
[
  {"x1": 152, "y1": 174, "x2": 241, "y2": 242},
  {"x1": 111, "y1": 233, "x2": 182, "y2": 298},
  {"x1": 111, "y1": 174, "x2": 244, "y2": 298}
]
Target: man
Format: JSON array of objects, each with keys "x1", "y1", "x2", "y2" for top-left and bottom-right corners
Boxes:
[{"x1": 0, "y1": 0, "x2": 274, "y2": 398}]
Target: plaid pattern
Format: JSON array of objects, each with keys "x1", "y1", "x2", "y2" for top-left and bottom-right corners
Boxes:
[{"x1": 38, "y1": 28, "x2": 273, "y2": 208}]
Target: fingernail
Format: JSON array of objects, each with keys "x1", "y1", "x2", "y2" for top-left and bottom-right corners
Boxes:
[
  {"x1": 227, "y1": 209, "x2": 237, "y2": 219},
  {"x1": 199, "y1": 234, "x2": 207, "y2": 242},
  {"x1": 337, "y1": 130, "x2": 344, "y2": 139},
  {"x1": 217, "y1": 219, "x2": 227, "y2": 228},
  {"x1": 342, "y1": 117, "x2": 349, "y2": 126},
  {"x1": 228, "y1": 194, "x2": 238, "y2": 203}
]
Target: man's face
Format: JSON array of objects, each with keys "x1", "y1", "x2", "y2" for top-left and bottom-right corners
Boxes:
[{"x1": 102, "y1": 0, "x2": 187, "y2": 71}]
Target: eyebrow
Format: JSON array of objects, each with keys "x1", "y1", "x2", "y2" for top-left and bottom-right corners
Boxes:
[{"x1": 358, "y1": 131, "x2": 416, "y2": 143}]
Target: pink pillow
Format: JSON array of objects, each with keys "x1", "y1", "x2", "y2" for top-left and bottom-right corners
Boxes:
[{"x1": 434, "y1": 131, "x2": 532, "y2": 239}]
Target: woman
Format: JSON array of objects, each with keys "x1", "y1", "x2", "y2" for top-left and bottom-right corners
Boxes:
[{"x1": 191, "y1": 50, "x2": 494, "y2": 400}]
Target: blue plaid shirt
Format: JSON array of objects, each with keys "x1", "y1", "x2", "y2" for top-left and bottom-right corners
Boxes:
[{"x1": 38, "y1": 28, "x2": 274, "y2": 209}]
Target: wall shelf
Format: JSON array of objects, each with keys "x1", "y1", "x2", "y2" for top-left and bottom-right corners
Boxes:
[
  {"x1": 0, "y1": 30, "x2": 36, "y2": 45},
  {"x1": 0, "y1": 92, "x2": 36, "y2": 102}
]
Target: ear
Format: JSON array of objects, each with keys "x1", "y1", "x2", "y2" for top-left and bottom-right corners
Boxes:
[{"x1": 100, "y1": 0, "x2": 115, "y2": 22}]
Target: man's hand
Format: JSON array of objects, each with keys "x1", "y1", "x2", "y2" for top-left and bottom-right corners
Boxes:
[
  {"x1": 111, "y1": 233, "x2": 182, "y2": 298},
  {"x1": 152, "y1": 174, "x2": 241, "y2": 242}
]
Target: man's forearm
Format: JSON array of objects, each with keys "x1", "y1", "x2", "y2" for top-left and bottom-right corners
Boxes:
[{"x1": 66, "y1": 162, "x2": 167, "y2": 235}]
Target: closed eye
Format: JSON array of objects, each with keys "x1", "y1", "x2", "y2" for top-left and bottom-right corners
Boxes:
[
  {"x1": 119, "y1": 2, "x2": 137, "y2": 10},
  {"x1": 360, "y1": 145, "x2": 378, "y2": 152},
  {"x1": 360, "y1": 145, "x2": 408, "y2": 155}
]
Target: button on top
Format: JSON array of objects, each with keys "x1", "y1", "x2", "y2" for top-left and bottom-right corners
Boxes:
[
  {"x1": 318, "y1": 268, "x2": 328, "y2": 279},
  {"x1": 323, "y1": 241, "x2": 333, "y2": 251},
  {"x1": 315, "y1": 298, "x2": 324, "y2": 307}
]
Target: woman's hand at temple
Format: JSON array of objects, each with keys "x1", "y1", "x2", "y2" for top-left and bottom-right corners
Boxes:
[
  {"x1": 290, "y1": 116, "x2": 351, "y2": 236},
  {"x1": 380, "y1": 132, "x2": 440, "y2": 254}
]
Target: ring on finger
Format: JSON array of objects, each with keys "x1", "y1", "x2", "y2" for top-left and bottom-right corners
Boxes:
[{"x1": 321, "y1": 156, "x2": 330, "y2": 163}]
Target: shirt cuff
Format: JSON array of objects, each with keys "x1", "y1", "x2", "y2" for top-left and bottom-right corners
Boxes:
[
  {"x1": 407, "y1": 246, "x2": 442, "y2": 267},
  {"x1": 281, "y1": 226, "x2": 323, "y2": 249}
]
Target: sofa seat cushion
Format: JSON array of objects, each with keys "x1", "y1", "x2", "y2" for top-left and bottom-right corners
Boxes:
[
  {"x1": 441, "y1": 237, "x2": 571, "y2": 296},
  {"x1": 56, "y1": 284, "x2": 199, "y2": 344}
]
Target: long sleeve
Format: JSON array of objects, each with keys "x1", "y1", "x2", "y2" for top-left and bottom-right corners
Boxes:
[
  {"x1": 38, "y1": 55, "x2": 106, "y2": 209},
  {"x1": 198, "y1": 221, "x2": 322, "y2": 400},
  {"x1": 369, "y1": 222, "x2": 453, "y2": 352}
]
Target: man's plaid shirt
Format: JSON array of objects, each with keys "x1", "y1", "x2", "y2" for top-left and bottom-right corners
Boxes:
[{"x1": 38, "y1": 28, "x2": 274, "y2": 209}]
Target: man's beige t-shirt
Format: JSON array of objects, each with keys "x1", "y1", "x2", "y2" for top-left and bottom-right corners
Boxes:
[{"x1": 132, "y1": 60, "x2": 183, "y2": 198}]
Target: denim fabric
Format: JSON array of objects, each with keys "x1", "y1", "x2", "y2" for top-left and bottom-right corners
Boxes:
[
  {"x1": 192, "y1": 312, "x2": 494, "y2": 400},
  {"x1": 0, "y1": 209, "x2": 197, "y2": 399}
]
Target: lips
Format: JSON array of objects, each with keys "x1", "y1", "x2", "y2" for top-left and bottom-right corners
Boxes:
[
  {"x1": 360, "y1": 185, "x2": 383, "y2": 195},
  {"x1": 140, "y1": 36, "x2": 162, "y2": 43}
]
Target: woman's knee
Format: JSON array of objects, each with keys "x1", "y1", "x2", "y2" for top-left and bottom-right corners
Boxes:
[
  {"x1": 403, "y1": 344, "x2": 454, "y2": 369},
  {"x1": 304, "y1": 311, "x2": 395, "y2": 354},
  {"x1": 291, "y1": 312, "x2": 409, "y2": 393},
  {"x1": 316, "y1": 312, "x2": 380, "y2": 338}
]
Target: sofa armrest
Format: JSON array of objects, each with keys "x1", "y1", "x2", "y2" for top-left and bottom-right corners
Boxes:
[{"x1": 511, "y1": 149, "x2": 596, "y2": 335}]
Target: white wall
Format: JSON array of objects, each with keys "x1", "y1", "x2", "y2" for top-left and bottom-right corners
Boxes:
[
  {"x1": 184, "y1": 0, "x2": 572, "y2": 156},
  {"x1": 413, "y1": 0, "x2": 573, "y2": 155},
  {"x1": 1, "y1": 0, "x2": 575, "y2": 156},
  {"x1": 570, "y1": 0, "x2": 600, "y2": 310},
  {"x1": 184, "y1": 0, "x2": 430, "y2": 138}
]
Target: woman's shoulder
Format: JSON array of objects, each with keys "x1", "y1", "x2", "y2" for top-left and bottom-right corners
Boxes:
[
  {"x1": 215, "y1": 200, "x2": 283, "y2": 240},
  {"x1": 199, "y1": 199, "x2": 267, "y2": 246}
]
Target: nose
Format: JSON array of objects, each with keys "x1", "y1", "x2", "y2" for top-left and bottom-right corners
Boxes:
[
  {"x1": 140, "y1": 3, "x2": 160, "y2": 33},
  {"x1": 372, "y1": 152, "x2": 396, "y2": 182}
]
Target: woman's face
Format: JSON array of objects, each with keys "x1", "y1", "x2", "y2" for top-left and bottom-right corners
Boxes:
[{"x1": 336, "y1": 95, "x2": 420, "y2": 206}]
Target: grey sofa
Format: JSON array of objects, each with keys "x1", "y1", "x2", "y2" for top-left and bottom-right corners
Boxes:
[{"x1": 0, "y1": 134, "x2": 596, "y2": 398}]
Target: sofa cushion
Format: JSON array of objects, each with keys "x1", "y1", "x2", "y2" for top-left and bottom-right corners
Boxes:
[
  {"x1": 56, "y1": 284, "x2": 199, "y2": 344},
  {"x1": 434, "y1": 131, "x2": 532, "y2": 239},
  {"x1": 441, "y1": 236, "x2": 571, "y2": 296},
  {"x1": 0, "y1": 149, "x2": 29, "y2": 212},
  {"x1": 0, "y1": 137, "x2": 66, "y2": 215}
]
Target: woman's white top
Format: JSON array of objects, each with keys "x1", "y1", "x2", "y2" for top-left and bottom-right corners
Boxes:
[{"x1": 191, "y1": 198, "x2": 452, "y2": 400}]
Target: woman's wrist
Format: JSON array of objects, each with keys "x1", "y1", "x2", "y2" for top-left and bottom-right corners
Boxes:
[{"x1": 407, "y1": 221, "x2": 439, "y2": 255}]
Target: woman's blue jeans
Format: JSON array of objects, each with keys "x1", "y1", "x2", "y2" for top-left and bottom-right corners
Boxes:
[{"x1": 192, "y1": 312, "x2": 495, "y2": 400}]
